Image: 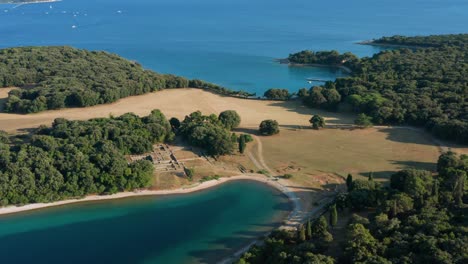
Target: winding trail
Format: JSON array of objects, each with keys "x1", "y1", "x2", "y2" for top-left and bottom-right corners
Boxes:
[
  {"x1": 220, "y1": 135, "x2": 334, "y2": 264},
  {"x1": 247, "y1": 135, "x2": 307, "y2": 229}
]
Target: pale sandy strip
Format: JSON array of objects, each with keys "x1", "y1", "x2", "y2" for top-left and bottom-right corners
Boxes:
[{"x1": 0, "y1": 174, "x2": 299, "y2": 218}]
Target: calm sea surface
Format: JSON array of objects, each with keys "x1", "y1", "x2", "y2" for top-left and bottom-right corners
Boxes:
[
  {"x1": 0, "y1": 0, "x2": 467, "y2": 94},
  {"x1": 0, "y1": 181, "x2": 290, "y2": 264}
]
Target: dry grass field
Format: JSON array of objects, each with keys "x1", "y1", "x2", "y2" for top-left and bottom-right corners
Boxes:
[
  {"x1": 0, "y1": 88, "x2": 354, "y2": 132},
  {"x1": 1, "y1": 87, "x2": 467, "y2": 191},
  {"x1": 260, "y1": 127, "x2": 443, "y2": 186}
]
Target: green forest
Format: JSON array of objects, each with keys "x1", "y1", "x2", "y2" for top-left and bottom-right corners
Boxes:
[
  {"x1": 237, "y1": 152, "x2": 468, "y2": 264},
  {"x1": 0, "y1": 46, "x2": 250, "y2": 114},
  {"x1": 296, "y1": 34, "x2": 468, "y2": 143},
  {"x1": 288, "y1": 50, "x2": 358, "y2": 66},
  {"x1": 371, "y1": 34, "x2": 468, "y2": 48},
  {"x1": 177, "y1": 110, "x2": 241, "y2": 156},
  {"x1": 0, "y1": 109, "x2": 174, "y2": 206}
]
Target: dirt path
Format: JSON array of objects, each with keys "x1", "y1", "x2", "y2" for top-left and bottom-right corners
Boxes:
[{"x1": 246, "y1": 135, "x2": 310, "y2": 230}]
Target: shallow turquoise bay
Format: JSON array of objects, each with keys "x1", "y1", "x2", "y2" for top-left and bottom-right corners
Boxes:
[{"x1": 0, "y1": 181, "x2": 291, "y2": 264}]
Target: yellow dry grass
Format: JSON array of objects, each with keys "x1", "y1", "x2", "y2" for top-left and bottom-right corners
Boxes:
[
  {"x1": 260, "y1": 127, "x2": 443, "y2": 184},
  {"x1": 1, "y1": 87, "x2": 466, "y2": 189},
  {"x1": 0, "y1": 88, "x2": 354, "y2": 132}
]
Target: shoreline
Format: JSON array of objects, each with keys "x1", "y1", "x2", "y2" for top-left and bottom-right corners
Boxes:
[
  {"x1": 0, "y1": 174, "x2": 299, "y2": 218},
  {"x1": 288, "y1": 62, "x2": 352, "y2": 74},
  {"x1": 357, "y1": 40, "x2": 422, "y2": 49},
  {"x1": 275, "y1": 59, "x2": 352, "y2": 74}
]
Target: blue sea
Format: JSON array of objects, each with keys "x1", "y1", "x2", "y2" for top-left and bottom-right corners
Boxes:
[{"x1": 0, "y1": 0, "x2": 467, "y2": 95}]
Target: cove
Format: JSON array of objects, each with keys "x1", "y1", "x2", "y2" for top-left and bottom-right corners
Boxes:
[{"x1": 0, "y1": 180, "x2": 291, "y2": 264}]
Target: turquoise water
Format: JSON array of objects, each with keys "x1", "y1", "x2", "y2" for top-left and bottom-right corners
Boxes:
[
  {"x1": 0, "y1": 0, "x2": 467, "y2": 94},
  {"x1": 0, "y1": 181, "x2": 290, "y2": 264}
]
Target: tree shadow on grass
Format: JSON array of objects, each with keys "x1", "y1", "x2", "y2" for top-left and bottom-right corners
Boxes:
[
  {"x1": 377, "y1": 127, "x2": 439, "y2": 147},
  {"x1": 390, "y1": 160, "x2": 437, "y2": 172},
  {"x1": 233, "y1": 127, "x2": 260, "y2": 135},
  {"x1": 358, "y1": 160, "x2": 437, "y2": 181},
  {"x1": 268, "y1": 101, "x2": 355, "y2": 125},
  {"x1": 358, "y1": 171, "x2": 396, "y2": 180}
]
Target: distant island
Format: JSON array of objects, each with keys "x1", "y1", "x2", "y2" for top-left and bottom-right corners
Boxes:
[{"x1": 359, "y1": 33, "x2": 467, "y2": 48}]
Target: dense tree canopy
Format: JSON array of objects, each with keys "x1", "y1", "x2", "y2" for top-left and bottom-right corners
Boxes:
[
  {"x1": 288, "y1": 50, "x2": 358, "y2": 65},
  {"x1": 179, "y1": 111, "x2": 237, "y2": 156},
  {"x1": 0, "y1": 46, "x2": 249, "y2": 114},
  {"x1": 263, "y1": 88, "x2": 290, "y2": 100},
  {"x1": 297, "y1": 34, "x2": 468, "y2": 143},
  {"x1": 237, "y1": 152, "x2": 468, "y2": 264},
  {"x1": 0, "y1": 110, "x2": 174, "y2": 206},
  {"x1": 371, "y1": 34, "x2": 468, "y2": 48}
]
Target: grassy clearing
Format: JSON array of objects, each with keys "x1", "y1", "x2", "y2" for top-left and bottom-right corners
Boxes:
[
  {"x1": 260, "y1": 127, "x2": 443, "y2": 185},
  {"x1": 0, "y1": 88, "x2": 355, "y2": 132}
]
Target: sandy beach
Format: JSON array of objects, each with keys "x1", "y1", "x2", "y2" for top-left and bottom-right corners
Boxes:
[{"x1": 0, "y1": 174, "x2": 303, "y2": 223}]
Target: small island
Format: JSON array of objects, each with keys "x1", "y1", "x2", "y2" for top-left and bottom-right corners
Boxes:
[
  {"x1": 278, "y1": 50, "x2": 356, "y2": 73},
  {"x1": 359, "y1": 33, "x2": 468, "y2": 48}
]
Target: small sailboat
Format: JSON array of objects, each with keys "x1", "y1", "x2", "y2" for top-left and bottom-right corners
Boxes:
[{"x1": 72, "y1": 25, "x2": 77, "y2": 29}]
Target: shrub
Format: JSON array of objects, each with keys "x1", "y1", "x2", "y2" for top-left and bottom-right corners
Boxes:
[{"x1": 259, "y1": 120, "x2": 279, "y2": 136}]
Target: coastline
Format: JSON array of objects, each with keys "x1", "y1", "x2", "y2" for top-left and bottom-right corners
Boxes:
[
  {"x1": 357, "y1": 40, "x2": 421, "y2": 49},
  {"x1": 275, "y1": 59, "x2": 352, "y2": 74},
  {"x1": 0, "y1": 174, "x2": 299, "y2": 218}
]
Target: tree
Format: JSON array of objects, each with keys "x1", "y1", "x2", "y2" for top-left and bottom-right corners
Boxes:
[
  {"x1": 344, "y1": 223, "x2": 379, "y2": 262},
  {"x1": 322, "y1": 88, "x2": 341, "y2": 110},
  {"x1": 304, "y1": 87, "x2": 327, "y2": 107},
  {"x1": 218, "y1": 110, "x2": 241, "y2": 130},
  {"x1": 346, "y1": 174, "x2": 353, "y2": 191},
  {"x1": 263, "y1": 88, "x2": 290, "y2": 100},
  {"x1": 297, "y1": 88, "x2": 309, "y2": 98},
  {"x1": 184, "y1": 167, "x2": 195, "y2": 180},
  {"x1": 385, "y1": 193, "x2": 414, "y2": 215},
  {"x1": 390, "y1": 169, "x2": 433, "y2": 199},
  {"x1": 309, "y1": 216, "x2": 333, "y2": 250},
  {"x1": 259, "y1": 120, "x2": 279, "y2": 136},
  {"x1": 298, "y1": 224, "x2": 306, "y2": 242},
  {"x1": 368, "y1": 171, "x2": 374, "y2": 181},
  {"x1": 306, "y1": 219, "x2": 312, "y2": 240},
  {"x1": 329, "y1": 204, "x2": 338, "y2": 227},
  {"x1": 355, "y1": 113, "x2": 373, "y2": 127},
  {"x1": 239, "y1": 134, "x2": 246, "y2": 154},
  {"x1": 437, "y1": 151, "x2": 460, "y2": 177},
  {"x1": 445, "y1": 168, "x2": 466, "y2": 206},
  {"x1": 309, "y1": 115, "x2": 325, "y2": 130},
  {"x1": 169, "y1": 117, "x2": 181, "y2": 131}
]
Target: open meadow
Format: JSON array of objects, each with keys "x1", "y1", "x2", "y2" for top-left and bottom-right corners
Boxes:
[
  {"x1": 0, "y1": 88, "x2": 354, "y2": 132},
  {"x1": 1, "y1": 87, "x2": 467, "y2": 199},
  {"x1": 259, "y1": 128, "x2": 443, "y2": 186}
]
